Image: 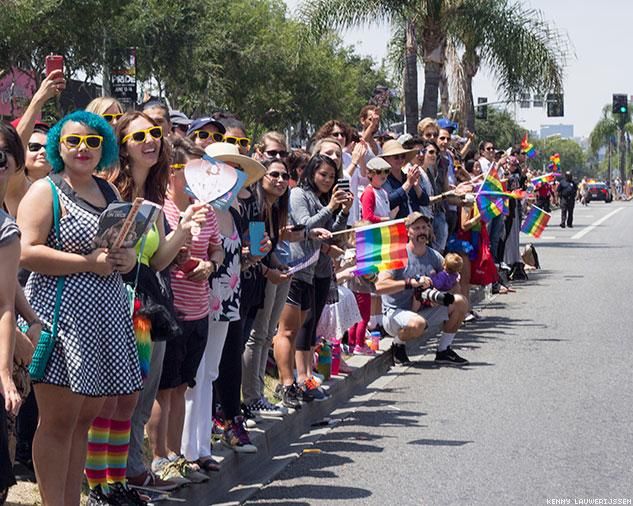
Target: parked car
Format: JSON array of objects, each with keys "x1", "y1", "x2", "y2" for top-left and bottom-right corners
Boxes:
[{"x1": 587, "y1": 182, "x2": 613, "y2": 203}]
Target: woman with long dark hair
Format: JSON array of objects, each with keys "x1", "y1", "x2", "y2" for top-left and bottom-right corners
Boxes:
[
  {"x1": 272, "y1": 154, "x2": 348, "y2": 408},
  {"x1": 241, "y1": 159, "x2": 292, "y2": 416}
]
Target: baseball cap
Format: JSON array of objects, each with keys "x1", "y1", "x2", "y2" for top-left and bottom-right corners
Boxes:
[
  {"x1": 186, "y1": 117, "x2": 226, "y2": 137},
  {"x1": 405, "y1": 211, "x2": 432, "y2": 227},
  {"x1": 10, "y1": 117, "x2": 49, "y2": 132},
  {"x1": 437, "y1": 117, "x2": 458, "y2": 133},
  {"x1": 170, "y1": 110, "x2": 192, "y2": 127}
]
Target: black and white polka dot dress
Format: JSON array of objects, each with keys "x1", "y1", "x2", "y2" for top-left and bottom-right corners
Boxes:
[{"x1": 24, "y1": 177, "x2": 143, "y2": 397}]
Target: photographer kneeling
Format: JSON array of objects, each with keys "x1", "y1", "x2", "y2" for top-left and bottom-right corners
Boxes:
[{"x1": 375, "y1": 212, "x2": 469, "y2": 366}]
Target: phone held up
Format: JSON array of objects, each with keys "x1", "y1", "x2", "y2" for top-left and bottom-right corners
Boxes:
[
  {"x1": 336, "y1": 178, "x2": 350, "y2": 192},
  {"x1": 45, "y1": 54, "x2": 64, "y2": 76}
]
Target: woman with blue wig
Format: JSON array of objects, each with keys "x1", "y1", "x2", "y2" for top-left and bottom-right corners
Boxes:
[{"x1": 16, "y1": 110, "x2": 143, "y2": 506}]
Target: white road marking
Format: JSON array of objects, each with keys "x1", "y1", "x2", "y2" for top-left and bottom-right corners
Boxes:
[
  {"x1": 539, "y1": 235, "x2": 557, "y2": 240},
  {"x1": 571, "y1": 208, "x2": 624, "y2": 240}
]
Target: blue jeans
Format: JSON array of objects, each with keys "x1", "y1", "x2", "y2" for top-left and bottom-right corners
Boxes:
[{"x1": 432, "y1": 212, "x2": 449, "y2": 252}]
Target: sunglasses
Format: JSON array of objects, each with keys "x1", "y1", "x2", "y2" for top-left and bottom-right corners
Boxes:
[
  {"x1": 265, "y1": 149, "x2": 289, "y2": 159},
  {"x1": 425, "y1": 149, "x2": 437, "y2": 155},
  {"x1": 438, "y1": 136, "x2": 449, "y2": 141},
  {"x1": 0, "y1": 150, "x2": 6, "y2": 168},
  {"x1": 370, "y1": 168, "x2": 390, "y2": 175},
  {"x1": 223, "y1": 135, "x2": 250, "y2": 148},
  {"x1": 485, "y1": 146, "x2": 495, "y2": 151},
  {"x1": 60, "y1": 134, "x2": 103, "y2": 150},
  {"x1": 102, "y1": 113, "x2": 123, "y2": 123},
  {"x1": 424, "y1": 132, "x2": 439, "y2": 138},
  {"x1": 28, "y1": 142, "x2": 46, "y2": 152},
  {"x1": 170, "y1": 163, "x2": 186, "y2": 171},
  {"x1": 331, "y1": 131, "x2": 346, "y2": 139},
  {"x1": 387, "y1": 153, "x2": 406, "y2": 160},
  {"x1": 122, "y1": 126, "x2": 163, "y2": 144},
  {"x1": 193, "y1": 130, "x2": 224, "y2": 142},
  {"x1": 267, "y1": 171, "x2": 290, "y2": 181}
]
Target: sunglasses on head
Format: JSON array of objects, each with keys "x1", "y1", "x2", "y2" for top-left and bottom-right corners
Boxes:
[
  {"x1": 28, "y1": 142, "x2": 46, "y2": 152},
  {"x1": 102, "y1": 113, "x2": 123, "y2": 123},
  {"x1": 265, "y1": 149, "x2": 289, "y2": 159},
  {"x1": 267, "y1": 170, "x2": 290, "y2": 181},
  {"x1": 223, "y1": 135, "x2": 250, "y2": 148},
  {"x1": 193, "y1": 130, "x2": 224, "y2": 142},
  {"x1": 60, "y1": 134, "x2": 103, "y2": 150},
  {"x1": 122, "y1": 126, "x2": 163, "y2": 144}
]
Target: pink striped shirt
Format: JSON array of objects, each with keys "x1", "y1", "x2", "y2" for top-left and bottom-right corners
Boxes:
[{"x1": 163, "y1": 198, "x2": 221, "y2": 321}]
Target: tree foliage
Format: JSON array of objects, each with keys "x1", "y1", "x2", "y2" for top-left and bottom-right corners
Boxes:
[{"x1": 0, "y1": 0, "x2": 394, "y2": 135}]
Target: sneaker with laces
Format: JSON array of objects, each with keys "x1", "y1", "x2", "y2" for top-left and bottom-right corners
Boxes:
[
  {"x1": 155, "y1": 459, "x2": 191, "y2": 486},
  {"x1": 434, "y1": 346, "x2": 469, "y2": 366},
  {"x1": 246, "y1": 396, "x2": 288, "y2": 417},
  {"x1": 299, "y1": 378, "x2": 327, "y2": 402},
  {"x1": 391, "y1": 343, "x2": 412, "y2": 366},
  {"x1": 107, "y1": 481, "x2": 149, "y2": 505},
  {"x1": 126, "y1": 470, "x2": 180, "y2": 492},
  {"x1": 86, "y1": 485, "x2": 112, "y2": 506},
  {"x1": 353, "y1": 344, "x2": 376, "y2": 356},
  {"x1": 222, "y1": 417, "x2": 257, "y2": 453},
  {"x1": 276, "y1": 383, "x2": 302, "y2": 410},
  {"x1": 241, "y1": 402, "x2": 257, "y2": 428}
]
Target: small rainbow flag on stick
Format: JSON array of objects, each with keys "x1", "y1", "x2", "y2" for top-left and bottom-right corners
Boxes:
[
  {"x1": 475, "y1": 165, "x2": 508, "y2": 222},
  {"x1": 354, "y1": 221, "x2": 409, "y2": 275},
  {"x1": 521, "y1": 205, "x2": 551, "y2": 239},
  {"x1": 521, "y1": 132, "x2": 536, "y2": 158},
  {"x1": 548, "y1": 153, "x2": 561, "y2": 171},
  {"x1": 531, "y1": 172, "x2": 558, "y2": 186}
]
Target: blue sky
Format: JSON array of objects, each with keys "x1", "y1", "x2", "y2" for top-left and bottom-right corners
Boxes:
[{"x1": 285, "y1": 0, "x2": 630, "y2": 139}]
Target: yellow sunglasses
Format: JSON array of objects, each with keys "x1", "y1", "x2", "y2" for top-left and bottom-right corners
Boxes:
[
  {"x1": 122, "y1": 126, "x2": 163, "y2": 144},
  {"x1": 102, "y1": 113, "x2": 123, "y2": 123},
  {"x1": 223, "y1": 135, "x2": 250, "y2": 149},
  {"x1": 60, "y1": 134, "x2": 103, "y2": 150},
  {"x1": 170, "y1": 163, "x2": 186, "y2": 172}
]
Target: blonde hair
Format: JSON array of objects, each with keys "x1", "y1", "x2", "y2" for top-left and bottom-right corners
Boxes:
[
  {"x1": 255, "y1": 131, "x2": 287, "y2": 153},
  {"x1": 310, "y1": 137, "x2": 343, "y2": 171},
  {"x1": 417, "y1": 117, "x2": 438, "y2": 137},
  {"x1": 85, "y1": 96, "x2": 124, "y2": 116},
  {"x1": 444, "y1": 252, "x2": 464, "y2": 274}
]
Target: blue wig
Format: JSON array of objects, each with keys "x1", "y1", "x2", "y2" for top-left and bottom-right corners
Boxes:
[{"x1": 46, "y1": 110, "x2": 119, "y2": 173}]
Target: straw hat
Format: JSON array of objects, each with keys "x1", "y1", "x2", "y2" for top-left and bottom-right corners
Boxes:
[
  {"x1": 379, "y1": 140, "x2": 417, "y2": 163},
  {"x1": 205, "y1": 142, "x2": 266, "y2": 187}
]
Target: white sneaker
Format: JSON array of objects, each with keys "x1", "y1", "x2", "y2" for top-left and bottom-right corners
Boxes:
[{"x1": 247, "y1": 396, "x2": 289, "y2": 417}]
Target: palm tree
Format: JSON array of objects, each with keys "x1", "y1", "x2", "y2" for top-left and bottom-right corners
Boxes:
[
  {"x1": 590, "y1": 104, "x2": 633, "y2": 182},
  {"x1": 447, "y1": 0, "x2": 569, "y2": 131},
  {"x1": 299, "y1": 0, "x2": 420, "y2": 133}
]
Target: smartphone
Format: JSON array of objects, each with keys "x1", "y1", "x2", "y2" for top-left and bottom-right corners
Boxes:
[
  {"x1": 336, "y1": 178, "x2": 350, "y2": 191},
  {"x1": 290, "y1": 224, "x2": 306, "y2": 232},
  {"x1": 249, "y1": 221, "x2": 266, "y2": 256},
  {"x1": 180, "y1": 258, "x2": 200, "y2": 274},
  {"x1": 45, "y1": 54, "x2": 64, "y2": 76}
]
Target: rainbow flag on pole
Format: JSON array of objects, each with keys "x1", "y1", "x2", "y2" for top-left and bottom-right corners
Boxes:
[
  {"x1": 521, "y1": 205, "x2": 551, "y2": 238},
  {"x1": 521, "y1": 132, "x2": 536, "y2": 158},
  {"x1": 476, "y1": 165, "x2": 508, "y2": 222},
  {"x1": 531, "y1": 172, "x2": 558, "y2": 186},
  {"x1": 354, "y1": 221, "x2": 409, "y2": 275}
]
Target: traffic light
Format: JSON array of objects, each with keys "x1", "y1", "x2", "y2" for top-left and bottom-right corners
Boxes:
[
  {"x1": 546, "y1": 93, "x2": 564, "y2": 117},
  {"x1": 475, "y1": 97, "x2": 487, "y2": 120},
  {"x1": 612, "y1": 94, "x2": 628, "y2": 114}
]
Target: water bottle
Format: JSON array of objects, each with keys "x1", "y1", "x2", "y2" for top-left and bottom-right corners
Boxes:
[
  {"x1": 331, "y1": 339, "x2": 341, "y2": 376},
  {"x1": 316, "y1": 339, "x2": 331, "y2": 380},
  {"x1": 369, "y1": 331, "x2": 381, "y2": 352}
]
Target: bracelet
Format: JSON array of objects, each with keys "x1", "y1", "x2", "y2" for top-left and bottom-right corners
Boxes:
[
  {"x1": 404, "y1": 278, "x2": 412, "y2": 290},
  {"x1": 262, "y1": 265, "x2": 269, "y2": 277},
  {"x1": 210, "y1": 260, "x2": 219, "y2": 273}
]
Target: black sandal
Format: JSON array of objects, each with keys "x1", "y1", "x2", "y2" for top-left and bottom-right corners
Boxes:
[{"x1": 196, "y1": 458, "x2": 220, "y2": 472}]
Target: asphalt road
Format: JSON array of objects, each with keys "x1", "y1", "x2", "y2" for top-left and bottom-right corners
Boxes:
[{"x1": 245, "y1": 201, "x2": 633, "y2": 506}]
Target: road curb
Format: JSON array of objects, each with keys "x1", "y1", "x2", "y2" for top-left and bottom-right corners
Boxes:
[{"x1": 172, "y1": 285, "x2": 488, "y2": 504}]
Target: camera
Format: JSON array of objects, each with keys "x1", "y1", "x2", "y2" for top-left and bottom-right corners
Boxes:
[{"x1": 414, "y1": 287, "x2": 454, "y2": 306}]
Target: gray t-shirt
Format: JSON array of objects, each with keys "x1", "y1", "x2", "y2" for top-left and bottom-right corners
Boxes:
[
  {"x1": 382, "y1": 246, "x2": 444, "y2": 311},
  {"x1": 0, "y1": 209, "x2": 20, "y2": 246}
]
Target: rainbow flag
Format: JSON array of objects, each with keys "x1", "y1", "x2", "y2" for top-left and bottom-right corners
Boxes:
[
  {"x1": 476, "y1": 165, "x2": 508, "y2": 222},
  {"x1": 548, "y1": 153, "x2": 561, "y2": 172},
  {"x1": 521, "y1": 205, "x2": 551, "y2": 238},
  {"x1": 531, "y1": 173, "x2": 557, "y2": 186},
  {"x1": 521, "y1": 132, "x2": 536, "y2": 158},
  {"x1": 479, "y1": 189, "x2": 527, "y2": 200},
  {"x1": 354, "y1": 222, "x2": 409, "y2": 275}
]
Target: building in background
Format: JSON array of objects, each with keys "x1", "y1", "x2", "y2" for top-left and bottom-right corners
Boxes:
[{"x1": 540, "y1": 124, "x2": 574, "y2": 139}]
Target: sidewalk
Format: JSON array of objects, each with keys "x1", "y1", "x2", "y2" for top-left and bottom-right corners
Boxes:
[{"x1": 172, "y1": 285, "x2": 489, "y2": 505}]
